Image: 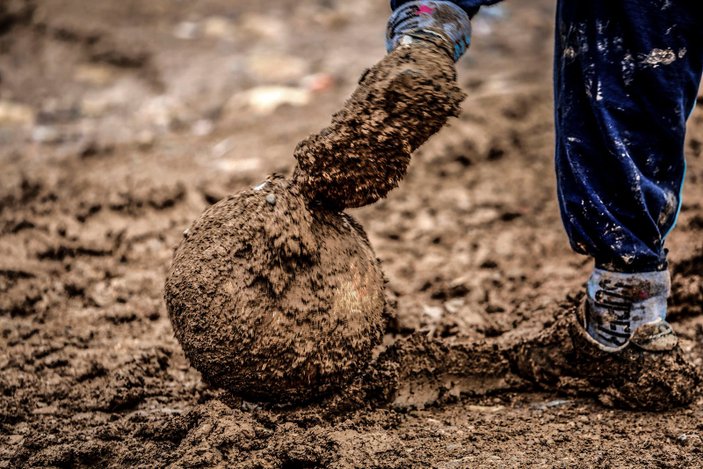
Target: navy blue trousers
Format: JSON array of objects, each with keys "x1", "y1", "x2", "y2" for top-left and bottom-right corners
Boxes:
[
  {"x1": 555, "y1": 1, "x2": 703, "y2": 272},
  {"x1": 391, "y1": 1, "x2": 703, "y2": 273}
]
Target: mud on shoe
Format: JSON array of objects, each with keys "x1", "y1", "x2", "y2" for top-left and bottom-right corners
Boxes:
[
  {"x1": 585, "y1": 268, "x2": 677, "y2": 352},
  {"x1": 510, "y1": 299, "x2": 700, "y2": 411}
]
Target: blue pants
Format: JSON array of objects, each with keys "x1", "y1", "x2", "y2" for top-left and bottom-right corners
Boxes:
[
  {"x1": 392, "y1": 1, "x2": 703, "y2": 272},
  {"x1": 554, "y1": 1, "x2": 703, "y2": 272}
]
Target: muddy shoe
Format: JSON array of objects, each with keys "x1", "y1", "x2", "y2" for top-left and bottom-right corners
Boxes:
[
  {"x1": 386, "y1": 0, "x2": 472, "y2": 62},
  {"x1": 584, "y1": 268, "x2": 676, "y2": 352},
  {"x1": 510, "y1": 300, "x2": 700, "y2": 411}
]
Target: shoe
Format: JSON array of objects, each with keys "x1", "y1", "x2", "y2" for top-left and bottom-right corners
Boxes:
[
  {"x1": 511, "y1": 298, "x2": 700, "y2": 411},
  {"x1": 584, "y1": 268, "x2": 677, "y2": 352},
  {"x1": 386, "y1": 0, "x2": 472, "y2": 62}
]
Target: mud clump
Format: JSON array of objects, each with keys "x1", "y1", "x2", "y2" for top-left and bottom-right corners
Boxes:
[
  {"x1": 670, "y1": 247, "x2": 703, "y2": 318},
  {"x1": 375, "y1": 300, "x2": 700, "y2": 411},
  {"x1": 165, "y1": 44, "x2": 463, "y2": 404},
  {"x1": 509, "y1": 301, "x2": 701, "y2": 411},
  {"x1": 165, "y1": 178, "x2": 385, "y2": 403},
  {"x1": 292, "y1": 43, "x2": 465, "y2": 209}
]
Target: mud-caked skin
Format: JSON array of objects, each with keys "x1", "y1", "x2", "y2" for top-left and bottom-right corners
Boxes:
[{"x1": 511, "y1": 300, "x2": 700, "y2": 411}]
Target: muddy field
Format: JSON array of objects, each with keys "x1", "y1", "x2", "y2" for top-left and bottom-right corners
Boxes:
[{"x1": 2, "y1": 0, "x2": 703, "y2": 467}]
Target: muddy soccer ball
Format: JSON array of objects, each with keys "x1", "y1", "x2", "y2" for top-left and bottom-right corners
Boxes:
[{"x1": 164, "y1": 177, "x2": 385, "y2": 403}]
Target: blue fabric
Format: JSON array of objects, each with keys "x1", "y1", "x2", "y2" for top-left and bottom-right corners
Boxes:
[
  {"x1": 390, "y1": 0, "x2": 502, "y2": 17},
  {"x1": 555, "y1": 0, "x2": 703, "y2": 272},
  {"x1": 386, "y1": 1, "x2": 472, "y2": 61}
]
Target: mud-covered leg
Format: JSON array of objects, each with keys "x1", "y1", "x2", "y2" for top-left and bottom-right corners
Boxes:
[
  {"x1": 291, "y1": 43, "x2": 464, "y2": 210},
  {"x1": 292, "y1": 1, "x2": 469, "y2": 210}
]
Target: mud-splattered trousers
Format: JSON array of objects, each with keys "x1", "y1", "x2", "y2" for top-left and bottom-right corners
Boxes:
[
  {"x1": 554, "y1": 1, "x2": 703, "y2": 273},
  {"x1": 394, "y1": 0, "x2": 703, "y2": 273}
]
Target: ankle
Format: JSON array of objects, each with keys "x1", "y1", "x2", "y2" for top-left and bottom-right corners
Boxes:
[{"x1": 584, "y1": 268, "x2": 670, "y2": 349}]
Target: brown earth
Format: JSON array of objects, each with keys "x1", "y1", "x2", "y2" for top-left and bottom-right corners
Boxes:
[{"x1": 2, "y1": 0, "x2": 703, "y2": 467}]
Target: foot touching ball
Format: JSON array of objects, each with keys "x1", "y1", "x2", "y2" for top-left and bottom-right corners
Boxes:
[{"x1": 164, "y1": 44, "x2": 464, "y2": 404}]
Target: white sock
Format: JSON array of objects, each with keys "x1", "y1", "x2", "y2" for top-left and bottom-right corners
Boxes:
[{"x1": 585, "y1": 268, "x2": 670, "y2": 349}]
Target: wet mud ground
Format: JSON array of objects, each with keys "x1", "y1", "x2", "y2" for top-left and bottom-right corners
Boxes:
[{"x1": 1, "y1": 0, "x2": 703, "y2": 467}]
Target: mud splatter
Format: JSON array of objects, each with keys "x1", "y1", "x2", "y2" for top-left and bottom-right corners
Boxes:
[
  {"x1": 639, "y1": 48, "x2": 681, "y2": 68},
  {"x1": 292, "y1": 43, "x2": 464, "y2": 209}
]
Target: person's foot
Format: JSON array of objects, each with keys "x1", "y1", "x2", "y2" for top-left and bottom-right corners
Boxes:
[
  {"x1": 386, "y1": 0, "x2": 473, "y2": 62},
  {"x1": 511, "y1": 298, "x2": 700, "y2": 410},
  {"x1": 584, "y1": 268, "x2": 677, "y2": 352}
]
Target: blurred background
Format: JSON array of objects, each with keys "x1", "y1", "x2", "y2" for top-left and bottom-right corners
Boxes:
[{"x1": 0, "y1": 0, "x2": 551, "y2": 190}]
